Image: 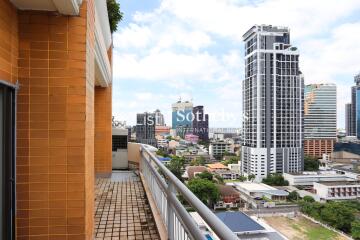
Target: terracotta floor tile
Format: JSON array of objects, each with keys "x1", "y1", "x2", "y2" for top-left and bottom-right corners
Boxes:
[{"x1": 94, "y1": 171, "x2": 160, "y2": 239}]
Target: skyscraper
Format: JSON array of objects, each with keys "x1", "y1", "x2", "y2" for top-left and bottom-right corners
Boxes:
[
  {"x1": 241, "y1": 25, "x2": 304, "y2": 181},
  {"x1": 154, "y1": 109, "x2": 165, "y2": 126},
  {"x1": 304, "y1": 84, "x2": 337, "y2": 158},
  {"x1": 192, "y1": 106, "x2": 209, "y2": 142},
  {"x1": 354, "y1": 74, "x2": 360, "y2": 139},
  {"x1": 136, "y1": 112, "x2": 156, "y2": 146},
  {"x1": 345, "y1": 73, "x2": 360, "y2": 138},
  {"x1": 172, "y1": 100, "x2": 193, "y2": 130},
  {"x1": 345, "y1": 103, "x2": 353, "y2": 136}
]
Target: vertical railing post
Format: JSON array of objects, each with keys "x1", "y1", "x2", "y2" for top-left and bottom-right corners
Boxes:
[{"x1": 167, "y1": 182, "x2": 175, "y2": 240}]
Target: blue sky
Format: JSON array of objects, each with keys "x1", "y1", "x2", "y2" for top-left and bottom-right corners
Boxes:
[{"x1": 112, "y1": 0, "x2": 360, "y2": 128}]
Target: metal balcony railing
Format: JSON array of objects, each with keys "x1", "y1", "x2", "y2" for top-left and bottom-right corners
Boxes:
[{"x1": 139, "y1": 145, "x2": 239, "y2": 240}]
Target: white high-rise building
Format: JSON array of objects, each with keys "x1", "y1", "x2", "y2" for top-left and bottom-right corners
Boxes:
[{"x1": 241, "y1": 25, "x2": 304, "y2": 181}]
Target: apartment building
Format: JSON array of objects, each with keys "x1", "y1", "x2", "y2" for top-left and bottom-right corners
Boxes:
[
  {"x1": 192, "y1": 105, "x2": 209, "y2": 141},
  {"x1": 209, "y1": 141, "x2": 234, "y2": 158},
  {"x1": 314, "y1": 181, "x2": 360, "y2": 201},
  {"x1": 136, "y1": 112, "x2": 157, "y2": 146},
  {"x1": 242, "y1": 25, "x2": 304, "y2": 181},
  {"x1": 0, "y1": 0, "x2": 114, "y2": 238},
  {"x1": 304, "y1": 84, "x2": 337, "y2": 158},
  {"x1": 171, "y1": 100, "x2": 193, "y2": 129}
]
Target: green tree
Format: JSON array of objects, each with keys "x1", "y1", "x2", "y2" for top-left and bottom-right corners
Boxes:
[
  {"x1": 303, "y1": 196, "x2": 315, "y2": 203},
  {"x1": 248, "y1": 174, "x2": 256, "y2": 182},
  {"x1": 351, "y1": 220, "x2": 360, "y2": 240},
  {"x1": 238, "y1": 175, "x2": 247, "y2": 182},
  {"x1": 299, "y1": 201, "x2": 324, "y2": 220},
  {"x1": 213, "y1": 175, "x2": 224, "y2": 184},
  {"x1": 107, "y1": 0, "x2": 124, "y2": 33},
  {"x1": 262, "y1": 174, "x2": 289, "y2": 186},
  {"x1": 190, "y1": 156, "x2": 206, "y2": 166},
  {"x1": 156, "y1": 149, "x2": 168, "y2": 157},
  {"x1": 165, "y1": 156, "x2": 185, "y2": 181},
  {"x1": 320, "y1": 201, "x2": 355, "y2": 232},
  {"x1": 187, "y1": 178, "x2": 220, "y2": 207},
  {"x1": 304, "y1": 155, "x2": 320, "y2": 171},
  {"x1": 196, "y1": 171, "x2": 213, "y2": 181},
  {"x1": 287, "y1": 191, "x2": 299, "y2": 201},
  {"x1": 222, "y1": 156, "x2": 239, "y2": 166},
  {"x1": 223, "y1": 151, "x2": 236, "y2": 157}
]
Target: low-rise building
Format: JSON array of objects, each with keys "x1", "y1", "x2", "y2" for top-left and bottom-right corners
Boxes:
[
  {"x1": 228, "y1": 162, "x2": 241, "y2": 174},
  {"x1": 215, "y1": 170, "x2": 240, "y2": 180},
  {"x1": 185, "y1": 133, "x2": 199, "y2": 144},
  {"x1": 190, "y1": 211, "x2": 286, "y2": 240},
  {"x1": 156, "y1": 138, "x2": 168, "y2": 148},
  {"x1": 155, "y1": 125, "x2": 171, "y2": 135},
  {"x1": 207, "y1": 163, "x2": 228, "y2": 171},
  {"x1": 206, "y1": 162, "x2": 240, "y2": 180},
  {"x1": 214, "y1": 185, "x2": 240, "y2": 210},
  {"x1": 182, "y1": 154, "x2": 213, "y2": 164},
  {"x1": 209, "y1": 141, "x2": 234, "y2": 158},
  {"x1": 184, "y1": 166, "x2": 208, "y2": 180},
  {"x1": 232, "y1": 182, "x2": 289, "y2": 202},
  {"x1": 283, "y1": 171, "x2": 358, "y2": 186},
  {"x1": 314, "y1": 181, "x2": 360, "y2": 201},
  {"x1": 168, "y1": 140, "x2": 180, "y2": 149}
]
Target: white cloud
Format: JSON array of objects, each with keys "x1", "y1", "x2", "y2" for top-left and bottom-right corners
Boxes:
[
  {"x1": 112, "y1": 0, "x2": 360, "y2": 127},
  {"x1": 113, "y1": 24, "x2": 152, "y2": 49},
  {"x1": 156, "y1": 0, "x2": 360, "y2": 40},
  {"x1": 113, "y1": 50, "x2": 224, "y2": 83},
  {"x1": 301, "y1": 22, "x2": 360, "y2": 84}
]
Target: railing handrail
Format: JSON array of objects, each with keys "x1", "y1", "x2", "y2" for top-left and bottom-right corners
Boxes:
[{"x1": 140, "y1": 145, "x2": 239, "y2": 240}]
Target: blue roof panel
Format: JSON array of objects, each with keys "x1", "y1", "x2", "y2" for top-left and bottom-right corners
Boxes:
[{"x1": 215, "y1": 212, "x2": 265, "y2": 233}]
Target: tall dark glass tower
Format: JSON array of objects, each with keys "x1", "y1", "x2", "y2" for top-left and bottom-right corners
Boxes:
[{"x1": 192, "y1": 106, "x2": 209, "y2": 142}]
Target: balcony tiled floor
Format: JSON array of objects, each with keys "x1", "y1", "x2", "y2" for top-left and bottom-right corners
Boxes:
[{"x1": 95, "y1": 171, "x2": 161, "y2": 240}]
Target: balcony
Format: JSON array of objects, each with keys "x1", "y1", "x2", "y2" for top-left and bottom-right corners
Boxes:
[{"x1": 95, "y1": 143, "x2": 239, "y2": 240}]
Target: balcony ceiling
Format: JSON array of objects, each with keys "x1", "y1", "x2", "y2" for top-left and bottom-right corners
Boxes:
[{"x1": 10, "y1": 0, "x2": 83, "y2": 15}]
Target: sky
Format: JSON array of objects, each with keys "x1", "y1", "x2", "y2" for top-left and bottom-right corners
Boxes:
[{"x1": 112, "y1": 0, "x2": 360, "y2": 128}]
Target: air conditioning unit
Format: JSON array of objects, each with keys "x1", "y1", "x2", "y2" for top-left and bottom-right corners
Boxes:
[{"x1": 112, "y1": 128, "x2": 128, "y2": 170}]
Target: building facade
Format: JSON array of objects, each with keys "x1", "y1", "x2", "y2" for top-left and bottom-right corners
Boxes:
[
  {"x1": 171, "y1": 100, "x2": 193, "y2": 129},
  {"x1": 209, "y1": 142, "x2": 234, "y2": 159},
  {"x1": 154, "y1": 109, "x2": 165, "y2": 126},
  {"x1": 345, "y1": 103, "x2": 354, "y2": 136},
  {"x1": 241, "y1": 25, "x2": 304, "y2": 181},
  {"x1": 304, "y1": 84, "x2": 337, "y2": 158},
  {"x1": 0, "y1": 0, "x2": 113, "y2": 238},
  {"x1": 192, "y1": 105, "x2": 209, "y2": 142},
  {"x1": 356, "y1": 74, "x2": 360, "y2": 139},
  {"x1": 346, "y1": 73, "x2": 360, "y2": 137},
  {"x1": 314, "y1": 181, "x2": 360, "y2": 201},
  {"x1": 136, "y1": 112, "x2": 156, "y2": 146}
]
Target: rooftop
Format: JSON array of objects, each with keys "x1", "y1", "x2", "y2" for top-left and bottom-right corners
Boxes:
[
  {"x1": 207, "y1": 163, "x2": 228, "y2": 169},
  {"x1": 215, "y1": 212, "x2": 265, "y2": 233},
  {"x1": 316, "y1": 181, "x2": 360, "y2": 186}
]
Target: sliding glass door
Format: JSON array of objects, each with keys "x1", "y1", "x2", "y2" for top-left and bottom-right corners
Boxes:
[{"x1": 0, "y1": 83, "x2": 15, "y2": 240}]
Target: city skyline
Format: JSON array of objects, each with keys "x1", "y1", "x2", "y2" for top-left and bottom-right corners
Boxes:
[{"x1": 112, "y1": 0, "x2": 360, "y2": 128}]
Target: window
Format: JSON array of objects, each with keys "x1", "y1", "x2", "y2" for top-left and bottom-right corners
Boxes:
[{"x1": 0, "y1": 83, "x2": 16, "y2": 240}]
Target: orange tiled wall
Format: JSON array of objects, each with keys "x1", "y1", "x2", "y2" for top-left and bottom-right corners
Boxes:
[
  {"x1": 16, "y1": 0, "x2": 96, "y2": 239},
  {"x1": 304, "y1": 139, "x2": 335, "y2": 158},
  {"x1": 94, "y1": 85, "x2": 112, "y2": 175},
  {"x1": 0, "y1": 0, "x2": 18, "y2": 85}
]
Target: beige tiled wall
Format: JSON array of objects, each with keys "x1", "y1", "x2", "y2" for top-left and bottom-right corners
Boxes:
[
  {"x1": 94, "y1": 85, "x2": 112, "y2": 175},
  {"x1": 15, "y1": 0, "x2": 96, "y2": 239}
]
